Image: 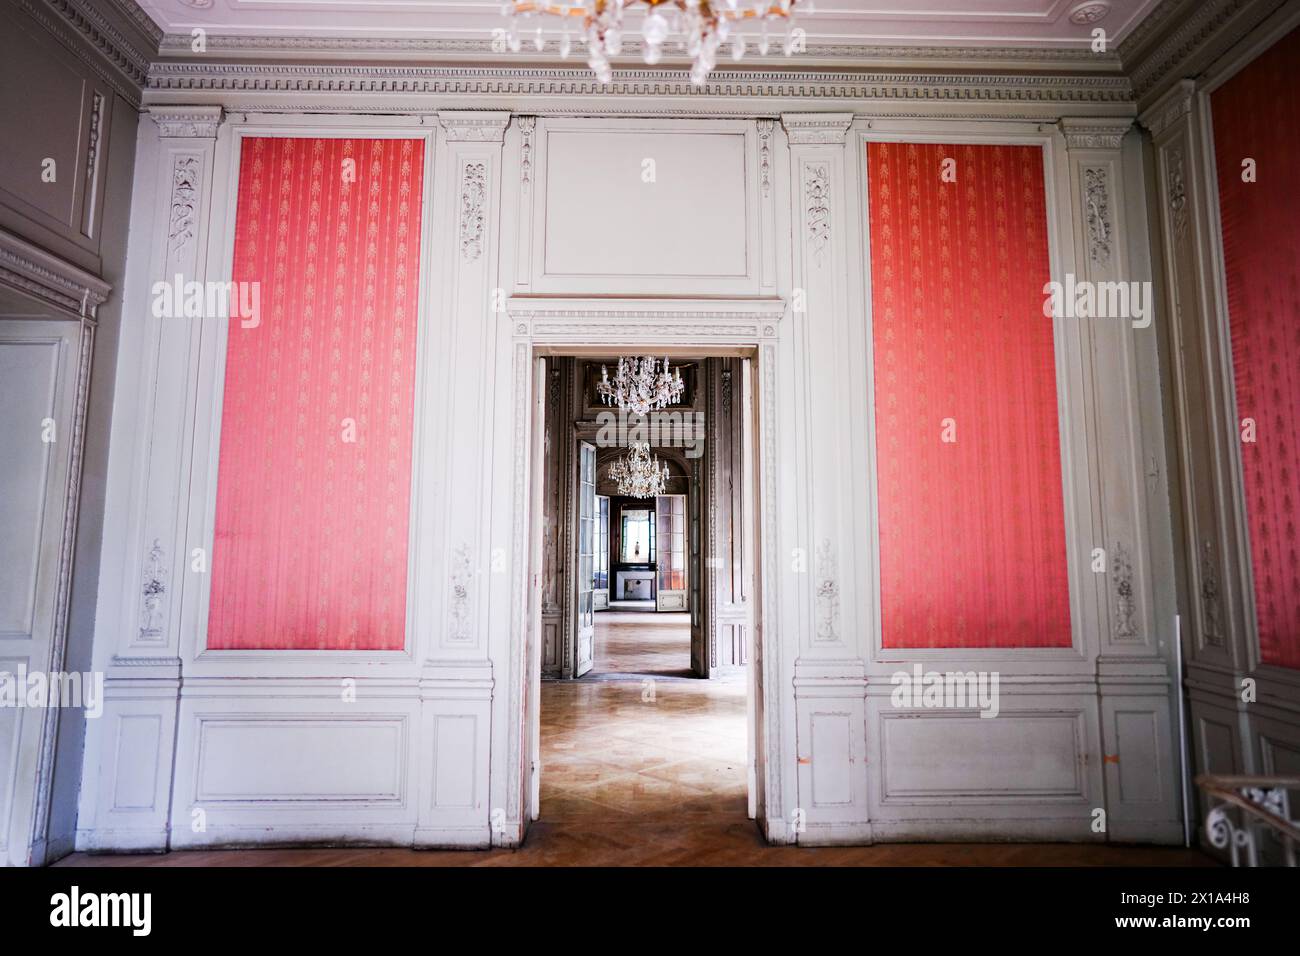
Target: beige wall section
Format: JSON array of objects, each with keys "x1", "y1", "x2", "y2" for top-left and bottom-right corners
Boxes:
[{"x1": 0, "y1": 0, "x2": 141, "y2": 865}]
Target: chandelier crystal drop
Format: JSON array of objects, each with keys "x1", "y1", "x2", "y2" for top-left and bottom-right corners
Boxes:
[
  {"x1": 597, "y1": 355, "x2": 684, "y2": 415},
  {"x1": 609, "y1": 441, "x2": 671, "y2": 498},
  {"x1": 500, "y1": 0, "x2": 807, "y2": 86}
]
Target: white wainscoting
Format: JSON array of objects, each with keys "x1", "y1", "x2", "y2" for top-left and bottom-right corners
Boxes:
[{"x1": 77, "y1": 102, "x2": 1188, "y2": 853}]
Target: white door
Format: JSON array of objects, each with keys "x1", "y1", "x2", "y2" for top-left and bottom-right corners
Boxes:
[
  {"x1": 575, "y1": 441, "x2": 596, "y2": 676},
  {"x1": 656, "y1": 494, "x2": 687, "y2": 612},
  {"x1": 0, "y1": 320, "x2": 82, "y2": 865},
  {"x1": 592, "y1": 494, "x2": 610, "y2": 611}
]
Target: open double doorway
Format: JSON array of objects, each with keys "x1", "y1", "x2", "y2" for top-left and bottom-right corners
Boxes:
[{"x1": 528, "y1": 350, "x2": 760, "y2": 839}]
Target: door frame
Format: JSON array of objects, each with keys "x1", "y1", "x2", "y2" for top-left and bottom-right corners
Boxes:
[
  {"x1": 573, "y1": 440, "x2": 597, "y2": 677},
  {"x1": 506, "y1": 299, "x2": 789, "y2": 844}
]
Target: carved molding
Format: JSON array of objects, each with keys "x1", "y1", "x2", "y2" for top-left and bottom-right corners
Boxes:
[
  {"x1": 439, "y1": 110, "x2": 511, "y2": 143},
  {"x1": 0, "y1": 226, "x2": 110, "y2": 320},
  {"x1": 507, "y1": 296, "x2": 786, "y2": 324},
  {"x1": 149, "y1": 105, "x2": 224, "y2": 139},
  {"x1": 155, "y1": 32, "x2": 1123, "y2": 64},
  {"x1": 448, "y1": 543, "x2": 473, "y2": 642},
  {"x1": 167, "y1": 156, "x2": 201, "y2": 259},
  {"x1": 518, "y1": 116, "x2": 536, "y2": 190},
  {"x1": 20, "y1": 0, "x2": 149, "y2": 106},
  {"x1": 1084, "y1": 165, "x2": 1113, "y2": 267},
  {"x1": 145, "y1": 64, "x2": 1135, "y2": 110},
  {"x1": 1166, "y1": 146, "x2": 1189, "y2": 241},
  {"x1": 1058, "y1": 117, "x2": 1133, "y2": 150},
  {"x1": 1123, "y1": 0, "x2": 1264, "y2": 101},
  {"x1": 782, "y1": 111, "x2": 854, "y2": 144},
  {"x1": 1137, "y1": 80, "x2": 1194, "y2": 138},
  {"x1": 138, "y1": 539, "x2": 168, "y2": 643},
  {"x1": 1200, "y1": 539, "x2": 1224, "y2": 647},
  {"x1": 85, "y1": 91, "x2": 105, "y2": 190},
  {"x1": 804, "y1": 163, "x2": 831, "y2": 266},
  {"x1": 815, "y1": 539, "x2": 841, "y2": 643},
  {"x1": 459, "y1": 162, "x2": 487, "y2": 262},
  {"x1": 1110, "y1": 541, "x2": 1139, "y2": 641},
  {"x1": 506, "y1": 341, "x2": 530, "y2": 823},
  {"x1": 757, "y1": 118, "x2": 774, "y2": 197},
  {"x1": 759, "y1": 343, "x2": 784, "y2": 817}
]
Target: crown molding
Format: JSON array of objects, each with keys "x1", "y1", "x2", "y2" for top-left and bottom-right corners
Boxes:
[
  {"x1": 16, "y1": 0, "x2": 143, "y2": 107},
  {"x1": 149, "y1": 105, "x2": 225, "y2": 138},
  {"x1": 1057, "y1": 116, "x2": 1135, "y2": 149},
  {"x1": 20, "y1": 0, "x2": 163, "y2": 107},
  {"x1": 143, "y1": 63, "x2": 1136, "y2": 120},
  {"x1": 0, "y1": 227, "x2": 111, "y2": 321},
  {"x1": 1121, "y1": 0, "x2": 1286, "y2": 106},
  {"x1": 152, "y1": 32, "x2": 1126, "y2": 71}
]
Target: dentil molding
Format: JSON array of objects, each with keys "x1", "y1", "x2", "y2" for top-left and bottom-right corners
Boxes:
[{"x1": 144, "y1": 63, "x2": 1135, "y2": 109}]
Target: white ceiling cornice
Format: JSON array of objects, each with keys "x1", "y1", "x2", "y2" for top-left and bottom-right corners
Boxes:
[
  {"x1": 142, "y1": 62, "x2": 1137, "y2": 120},
  {"x1": 22, "y1": 0, "x2": 1293, "y2": 118},
  {"x1": 151, "y1": 33, "x2": 1127, "y2": 73},
  {"x1": 1120, "y1": 0, "x2": 1288, "y2": 106},
  {"x1": 20, "y1": 0, "x2": 158, "y2": 106}
]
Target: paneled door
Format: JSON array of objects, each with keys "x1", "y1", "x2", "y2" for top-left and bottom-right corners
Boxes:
[
  {"x1": 593, "y1": 494, "x2": 610, "y2": 611},
  {"x1": 656, "y1": 494, "x2": 687, "y2": 612},
  {"x1": 575, "y1": 441, "x2": 596, "y2": 676}
]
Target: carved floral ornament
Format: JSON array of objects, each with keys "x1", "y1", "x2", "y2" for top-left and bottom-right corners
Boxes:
[
  {"x1": 150, "y1": 106, "x2": 224, "y2": 139},
  {"x1": 1084, "y1": 165, "x2": 1113, "y2": 266}
]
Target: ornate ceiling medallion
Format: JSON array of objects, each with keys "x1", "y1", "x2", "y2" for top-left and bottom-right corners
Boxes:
[
  {"x1": 598, "y1": 355, "x2": 684, "y2": 414},
  {"x1": 500, "y1": 0, "x2": 809, "y2": 85},
  {"x1": 1068, "y1": 2, "x2": 1110, "y2": 25},
  {"x1": 609, "y1": 441, "x2": 671, "y2": 498}
]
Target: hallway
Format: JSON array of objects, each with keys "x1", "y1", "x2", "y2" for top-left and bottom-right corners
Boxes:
[{"x1": 588, "y1": 611, "x2": 693, "y2": 676}]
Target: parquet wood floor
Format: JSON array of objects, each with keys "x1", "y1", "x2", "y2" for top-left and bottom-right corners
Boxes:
[{"x1": 57, "y1": 614, "x2": 1214, "y2": 867}]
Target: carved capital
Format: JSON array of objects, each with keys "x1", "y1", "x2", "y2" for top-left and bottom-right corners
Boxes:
[
  {"x1": 149, "y1": 105, "x2": 224, "y2": 139},
  {"x1": 439, "y1": 110, "x2": 512, "y2": 143},
  {"x1": 1138, "y1": 78, "x2": 1195, "y2": 139},
  {"x1": 781, "y1": 112, "x2": 853, "y2": 145},
  {"x1": 1057, "y1": 117, "x2": 1132, "y2": 151}
]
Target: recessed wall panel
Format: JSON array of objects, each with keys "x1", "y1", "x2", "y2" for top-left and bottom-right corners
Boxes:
[
  {"x1": 207, "y1": 137, "x2": 424, "y2": 650},
  {"x1": 868, "y1": 142, "x2": 1071, "y2": 649},
  {"x1": 1211, "y1": 26, "x2": 1300, "y2": 670},
  {"x1": 543, "y1": 130, "x2": 747, "y2": 280}
]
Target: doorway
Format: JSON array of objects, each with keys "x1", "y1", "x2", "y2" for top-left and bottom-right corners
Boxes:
[{"x1": 526, "y1": 349, "x2": 763, "y2": 838}]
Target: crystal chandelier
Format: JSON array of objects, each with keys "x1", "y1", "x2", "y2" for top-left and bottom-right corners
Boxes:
[
  {"x1": 609, "y1": 441, "x2": 671, "y2": 498},
  {"x1": 499, "y1": 0, "x2": 808, "y2": 85},
  {"x1": 598, "y1": 356, "x2": 684, "y2": 415}
]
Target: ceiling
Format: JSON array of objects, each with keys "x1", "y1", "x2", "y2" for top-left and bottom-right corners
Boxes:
[{"x1": 134, "y1": 0, "x2": 1164, "y2": 50}]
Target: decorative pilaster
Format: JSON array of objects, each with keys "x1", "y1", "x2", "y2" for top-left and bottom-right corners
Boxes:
[
  {"x1": 1137, "y1": 81, "x2": 1248, "y2": 674},
  {"x1": 781, "y1": 112, "x2": 868, "y2": 843},
  {"x1": 419, "y1": 110, "x2": 511, "y2": 849},
  {"x1": 78, "y1": 104, "x2": 224, "y2": 854},
  {"x1": 1059, "y1": 114, "x2": 1183, "y2": 842}
]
